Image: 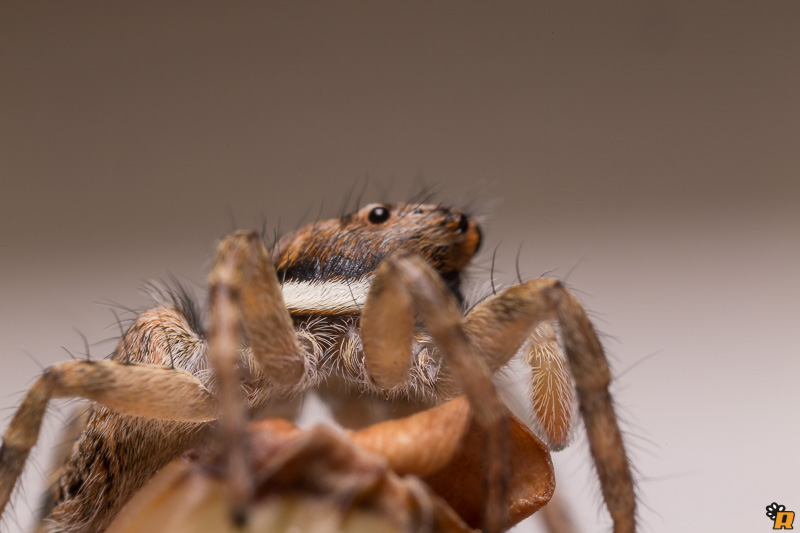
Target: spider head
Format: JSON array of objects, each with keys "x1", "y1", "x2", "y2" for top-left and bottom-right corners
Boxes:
[{"x1": 273, "y1": 203, "x2": 481, "y2": 304}]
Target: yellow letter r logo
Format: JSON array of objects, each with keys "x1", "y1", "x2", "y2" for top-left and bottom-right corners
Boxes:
[{"x1": 774, "y1": 511, "x2": 795, "y2": 530}]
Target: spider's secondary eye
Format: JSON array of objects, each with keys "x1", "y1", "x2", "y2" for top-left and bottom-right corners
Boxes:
[
  {"x1": 368, "y1": 206, "x2": 390, "y2": 224},
  {"x1": 457, "y1": 213, "x2": 469, "y2": 233}
]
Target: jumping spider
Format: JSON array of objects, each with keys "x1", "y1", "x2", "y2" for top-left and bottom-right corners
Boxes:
[{"x1": 0, "y1": 202, "x2": 636, "y2": 532}]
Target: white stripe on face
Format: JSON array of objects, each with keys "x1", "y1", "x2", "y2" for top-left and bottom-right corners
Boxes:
[{"x1": 280, "y1": 278, "x2": 372, "y2": 315}]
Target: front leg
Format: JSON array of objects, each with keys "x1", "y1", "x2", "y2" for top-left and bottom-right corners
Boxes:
[
  {"x1": 360, "y1": 252, "x2": 510, "y2": 533},
  {"x1": 364, "y1": 261, "x2": 636, "y2": 533},
  {"x1": 204, "y1": 231, "x2": 310, "y2": 523}
]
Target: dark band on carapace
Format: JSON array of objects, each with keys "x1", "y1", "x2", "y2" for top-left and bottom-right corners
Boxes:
[
  {"x1": 276, "y1": 251, "x2": 383, "y2": 285},
  {"x1": 273, "y1": 203, "x2": 482, "y2": 306}
]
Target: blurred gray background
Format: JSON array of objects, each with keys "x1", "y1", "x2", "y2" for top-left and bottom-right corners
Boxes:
[{"x1": 1, "y1": 2, "x2": 798, "y2": 532}]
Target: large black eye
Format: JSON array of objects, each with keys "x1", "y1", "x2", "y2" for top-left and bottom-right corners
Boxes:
[{"x1": 368, "y1": 206, "x2": 390, "y2": 224}]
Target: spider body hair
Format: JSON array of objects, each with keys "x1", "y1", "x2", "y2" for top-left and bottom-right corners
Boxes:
[{"x1": 31, "y1": 202, "x2": 481, "y2": 532}]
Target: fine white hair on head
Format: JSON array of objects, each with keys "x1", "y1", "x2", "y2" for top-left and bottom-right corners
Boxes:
[{"x1": 281, "y1": 279, "x2": 372, "y2": 315}]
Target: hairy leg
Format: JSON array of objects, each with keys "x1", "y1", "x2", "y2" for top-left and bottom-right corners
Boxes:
[
  {"x1": 463, "y1": 279, "x2": 636, "y2": 533},
  {"x1": 203, "y1": 231, "x2": 311, "y2": 523},
  {"x1": 0, "y1": 307, "x2": 215, "y2": 533},
  {"x1": 41, "y1": 232, "x2": 307, "y2": 531},
  {"x1": 361, "y1": 252, "x2": 510, "y2": 533},
  {"x1": 525, "y1": 322, "x2": 574, "y2": 450}
]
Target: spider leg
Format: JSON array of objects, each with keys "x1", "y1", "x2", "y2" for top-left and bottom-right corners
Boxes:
[
  {"x1": 361, "y1": 252, "x2": 509, "y2": 533},
  {"x1": 17, "y1": 306, "x2": 215, "y2": 532},
  {"x1": 525, "y1": 322, "x2": 574, "y2": 450},
  {"x1": 211, "y1": 231, "x2": 306, "y2": 386},
  {"x1": 359, "y1": 256, "x2": 415, "y2": 389},
  {"x1": 0, "y1": 353, "x2": 215, "y2": 521},
  {"x1": 551, "y1": 282, "x2": 635, "y2": 533},
  {"x1": 2, "y1": 232, "x2": 307, "y2": 530},
  {"x1": 461, "y1": 278, "x2": 636, "y2": 533},
  {"x1": 205, "y1": 231, "x2": 308, "y2": 523},
  {"x1": 466, "y1": 291, "x2": 575, "y2": 448},
  {"x1": 36, "y1": 403, "x2": 91, "y2": 522}
]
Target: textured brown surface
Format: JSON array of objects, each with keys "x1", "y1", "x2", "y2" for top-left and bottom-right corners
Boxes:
[
  {"x1": 107, "y1": 410, "x2": 486, "y2": 533},
  {"x1": 107, "y1": 400, "x2": 555, "y2": 532},
  {"x1": 424, "y1": 408, "x2": 554, "y2": 528}
]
